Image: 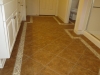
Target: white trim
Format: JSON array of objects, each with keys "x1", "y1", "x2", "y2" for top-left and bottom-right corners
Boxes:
[
  {"x1": 0, "y1": 59, "x2": 6, "y2": 68},
  {"x1": 74, "y1": 0, "x2": 92, "y2": 33},
  {"x1": 74, "y1": 29, "x2": 83, "y2": 35},
  {"x1": 83, "y1": 31, "x2": 100, "y2": 48},
  {"x1": 53, "y1": 16, "x2": 74, "y2": 25}
]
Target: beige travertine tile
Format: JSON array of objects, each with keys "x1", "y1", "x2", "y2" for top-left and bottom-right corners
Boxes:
[
  {"x1": 69, "y1": 65, "x2": 98, "y2": 75},
  {"x1": 77, "y1": 55, "x2": 100, "y2": 73},
  {"x1": 30, "y1": 50, "x2": 56, "y2": 66},
  {"x1": 83, "y1": 48, "x2": 99, "y2": 60},
  {"x1": 47, "y1": 57, "x2": 75, "y2": 75},
  {"x1": 41, "y1": 42, "x2": 65, "y2": 55},
  {"x1": 67, "y1": 39, "x2": 87, "y2": 54},
  {"x1": 58, "y1": 48, "x2": 82, "y2": 63},
  {"x1": 1, "y1": 16, "x2": 100, "y2": 75},
  {"x1": 21, "y1": 58, "x2": 44, "y2": 75},
  {"x1": 37, "y1": 67, "x2": 59, "y2": 75}
]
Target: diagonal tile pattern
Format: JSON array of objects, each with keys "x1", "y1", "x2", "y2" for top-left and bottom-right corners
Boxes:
[{"x1": 0, "y1": 16, "x2": 100, "y2": 75}]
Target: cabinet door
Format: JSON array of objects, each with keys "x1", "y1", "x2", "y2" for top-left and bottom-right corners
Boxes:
[
  {"x1": 2, "y1": 0, "x2": 17, "y2": 21},
  {"x1": 7, "y1": 21, "x2": 14, "y2": 54},
  {"x1": 13, "y1": 13, "x2": 19, "y2": 37}
]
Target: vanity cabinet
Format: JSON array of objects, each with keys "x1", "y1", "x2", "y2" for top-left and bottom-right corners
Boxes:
[{"x1": 0, "y1": 0, "x2": 25, "y2": 68}]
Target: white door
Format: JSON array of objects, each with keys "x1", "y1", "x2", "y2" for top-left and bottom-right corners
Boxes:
[
  {"x1": 26, "y1": 0, "x2": 39, "y2": 15},
  {"x1": 39, "y1": 0, "x2": 56, "y2": 15},
  {"x1": 87, "y1": 0, "x2": 100, "y2": 31}
]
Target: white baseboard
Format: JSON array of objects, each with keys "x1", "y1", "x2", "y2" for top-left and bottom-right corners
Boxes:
[
  {"x1": 0, "y1": 59, "x2": 6, "y2": 68},
  {"x1": 74, "y1": 29, "x2": 83, "y2": 35},
  {"x1": 83, "y1": 31, "x2": 100, "y2": 48}
]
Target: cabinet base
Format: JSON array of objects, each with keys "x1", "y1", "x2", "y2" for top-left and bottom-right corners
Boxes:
[{"x1": 0, "y1": 59, "x2": 6, "y2": 68}]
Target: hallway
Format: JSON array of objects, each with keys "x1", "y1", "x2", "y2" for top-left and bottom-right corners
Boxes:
[{"x1": 0, "y1": 16, "x2": 100, "y2": 75}]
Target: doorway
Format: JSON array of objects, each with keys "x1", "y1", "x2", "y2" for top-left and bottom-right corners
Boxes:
[{"x1": 69, "y1": 0, "x2": 79, "y2": 24}]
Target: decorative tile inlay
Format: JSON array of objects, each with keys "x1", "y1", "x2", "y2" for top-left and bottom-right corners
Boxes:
[{"x1": 12, "y1": 17, "x2": 33, "y2": 75}]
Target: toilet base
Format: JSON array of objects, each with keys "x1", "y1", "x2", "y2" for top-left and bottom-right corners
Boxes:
[{"x1": 70, "y1": 12, "x2": 77, "y2": 20}]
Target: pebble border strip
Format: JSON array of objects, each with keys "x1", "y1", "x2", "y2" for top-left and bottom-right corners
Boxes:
[{"x1": 12, "y1": 16, "x2": 33, "y2": 75}]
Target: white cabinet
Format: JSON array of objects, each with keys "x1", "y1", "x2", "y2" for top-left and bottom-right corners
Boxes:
[{"x1": 0, "y1": 0, "x2": 26, "y2": 68}]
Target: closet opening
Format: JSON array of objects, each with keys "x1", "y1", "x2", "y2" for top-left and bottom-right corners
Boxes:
[{"x1": 69, "y1": 0, "x2": 79, "y2": 24}]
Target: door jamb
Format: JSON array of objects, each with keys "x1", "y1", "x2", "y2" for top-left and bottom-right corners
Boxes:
[
  {"x1": 74, "y1": 0, "x2": 92, "y2": 34},
  {"x1": 64, "y1": 0, "x2": 72, "y2": 23}
]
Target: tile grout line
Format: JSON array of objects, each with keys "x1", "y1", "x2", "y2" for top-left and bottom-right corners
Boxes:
[
  {"x1": 12, "y1": 16, "x2": 33, "y2": 75},
  {"x1": 65, "y1": 29, "x2": 100, "y2": 60},
  {"x1": 64, "y1": 29, "x2": 74, "y2": 39},
  {"x1": 29, "y1": 32, "x2": 71, "y2": 57},
  {"x1": 27, "y1": 38, "x2": 74, "y2": 75},
  {"x1": 67, "y1": 45, "x2": 98, "y2": 75},
  {"x1": 36, "y1": 40, "x2": 74, "y2": 75}
]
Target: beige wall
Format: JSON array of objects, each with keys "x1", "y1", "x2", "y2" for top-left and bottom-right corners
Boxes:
[
  {"x1": 71, "y1": 0, "x2": 79, "y2": 9},
  {"x1": 57, "y1": 0, "x2": 71, "y2": 23}
]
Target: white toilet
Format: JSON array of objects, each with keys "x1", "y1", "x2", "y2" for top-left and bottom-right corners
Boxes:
[
  {"x1": 70, "y1": 8, "x2": 78, "y2": 20},
  {"x1": 70, "y1": 0, "x2": 79, "y2": 20}
]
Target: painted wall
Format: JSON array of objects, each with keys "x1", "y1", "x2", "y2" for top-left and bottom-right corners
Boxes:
[
  {"x1": 71, "y1": 0, "x2": 79, "y2": 9},
  {"x1": 57, "y1": 0, "x2": 71, "y2": 23}
]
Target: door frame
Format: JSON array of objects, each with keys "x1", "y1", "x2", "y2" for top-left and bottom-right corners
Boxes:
[
  {"x1": 74, "y1": 0, "x2": 92, "y2": 34},
  {"x1": 64, "y1": 0, "x2": 72, "y2": 23},
  {"x1": 65, "y1": 0, "x2": 92, "y2": 33},
  {"x1": 59, "y1": 0, "x2": 92, "y2": 34}
]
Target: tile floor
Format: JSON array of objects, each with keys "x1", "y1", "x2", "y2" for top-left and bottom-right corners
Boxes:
[{"x1": 0, "y1": 16, "x2": 100, "y2": 75}]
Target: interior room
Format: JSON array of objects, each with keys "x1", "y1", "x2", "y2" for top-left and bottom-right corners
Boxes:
[
  {"x1": 69, "y1": 0, "x2": 79, "y2": 24},
  {"x1": 0, "y1": 0, "x2": 100, "y2": 75}
]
